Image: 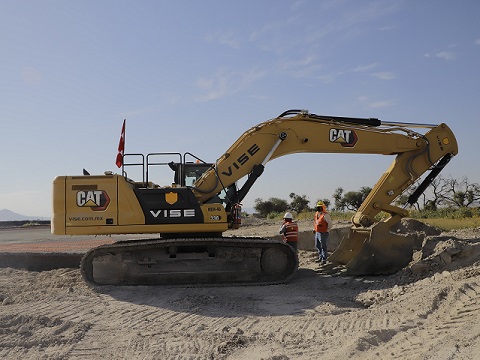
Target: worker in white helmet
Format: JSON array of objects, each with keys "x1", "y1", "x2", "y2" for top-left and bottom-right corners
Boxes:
[{"x1": 279, "y1": 212, "x2": 299, "y2": 252}]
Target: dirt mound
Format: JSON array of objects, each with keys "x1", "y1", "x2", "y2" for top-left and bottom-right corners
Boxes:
[
  {"x1": 407, "y1": 227, "x2": 480, "y2": 277},
  {"x1": 393, "y1": 218, "x2": 442, "y2": 236},
  {"x1": 393, "y1": 218, "x2": 442, "y2": 250}
]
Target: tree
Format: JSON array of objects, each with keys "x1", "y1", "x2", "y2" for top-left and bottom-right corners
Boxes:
[
  {"x1": 395, "y1": 177, "x2": 442, "y2": 211},
  {"x1": 333, "y1": 187, "x2": 345, "y2": 211},
  {"x1": 289, "y1": 193, "x2": 310, "y2": 213},
  {"x1": 399, "y1": 176, "x2": 480, "y2": 210},
  {"x1": 439, "y1": 176, "x2": 480, "y2": 208},
  {"x1": 333, "y1": 186, "x2": 372, "y2": 211},
  {"x1": 254, "y1": 197, "x2": 288, "y2": 217}
]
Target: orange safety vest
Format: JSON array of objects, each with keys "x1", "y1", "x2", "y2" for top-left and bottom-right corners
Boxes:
[
  {"x1": 282, "y1": 221, "x2": 299, "y2": 242},
  {"x1": 314, "y1": 212, "x2": 328, "y2": 233}
]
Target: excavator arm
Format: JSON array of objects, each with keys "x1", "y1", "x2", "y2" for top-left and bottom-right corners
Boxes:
[
  {"x1": 194, "y1": 110, "x2": 457, "y2": 223},
  {"x1": 192, "y1": 110, "x2": 458, "y2": 274}
]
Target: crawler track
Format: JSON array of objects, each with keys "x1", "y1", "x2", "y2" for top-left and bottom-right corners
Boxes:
[{"x1": 81, "y1": 237, "x2": 298, "y2": 286}]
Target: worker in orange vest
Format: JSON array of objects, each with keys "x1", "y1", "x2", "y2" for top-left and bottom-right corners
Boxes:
[
  {"x1": 314, "y1": 201, "x2": 332, "y2": 264},
  {"x1": 279, "y1": 212, "x2": 299, "y2": 252}
]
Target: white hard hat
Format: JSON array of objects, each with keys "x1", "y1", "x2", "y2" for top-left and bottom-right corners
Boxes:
[{"x1": 284, "y1": 212, "x2": 293, "y2": 219}]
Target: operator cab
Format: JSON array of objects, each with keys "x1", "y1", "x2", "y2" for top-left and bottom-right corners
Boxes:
[
  {"x1": 169, "y1": 161, "x2": 237, "y2": 206},
  {"x1": 121, "y1": 152, "x2": 237, "y2": 206},
  {"x1": 169, "y1": 161, "x2": 212, "y2": 187}
]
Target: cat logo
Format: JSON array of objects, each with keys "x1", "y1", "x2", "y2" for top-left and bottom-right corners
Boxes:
[
  {"x1": 76, "y1": 190, "x2": 110, "y2": 211},
  {"x1": 329, "y1": 129, "x2": 358, "y2": 147}
]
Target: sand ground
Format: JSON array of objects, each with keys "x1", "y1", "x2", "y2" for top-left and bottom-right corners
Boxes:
[{"x1": 1, "y1": 219, "x2": 479, "y2": 359}]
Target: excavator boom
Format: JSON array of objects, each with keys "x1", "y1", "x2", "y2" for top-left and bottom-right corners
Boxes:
[{"x1": 52, "y1": 109, "x2": 458, "y2": 284}]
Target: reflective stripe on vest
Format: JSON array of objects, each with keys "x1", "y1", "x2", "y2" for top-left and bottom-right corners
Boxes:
[
  {"x1": 283, "y1": 222, "x2": 298, "y2": 242},
  {"x1": 314, "y1": 212, "x2": 328, "y2": 232}
]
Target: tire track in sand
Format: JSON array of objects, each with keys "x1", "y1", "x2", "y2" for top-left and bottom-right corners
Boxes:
[{"x1": 353, "y1": 281, "x2": 480, "y2": 360}]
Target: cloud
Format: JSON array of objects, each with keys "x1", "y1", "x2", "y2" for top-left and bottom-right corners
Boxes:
[
  {"x1": 316, "y1": 73, "x2": 337, "y2": 83},
  {"x1": 369, "y1": 99, "x2": 396, "y2": 108},
  {"x1": 290, "y1": 0, "x2": 307, "y2": 11},
  {"x1": 475, "y1": 39, "x2": 480, "y2": 46},
  {"x1": 424, "y1": 51, "x2": 456, "y2": 61},
  {"x1": 358, "y1": 96, "x2": 396, "y2": 108},
  {"x1": 205, "y1": 31, "x2": 241, "y2": 49},
  {"x1": 351, "y1": 63, "x2": 395, "y2": 80},
  {"x1": 378, "y1": 25, "x2": 397, "y2": 32},
  {"x1": 250, "y1": 2, "x2": 400, "y2": 55},
  {"x1": 435, "y1": 51, "x2": 455, "y2": 61},
  {"x1": 315, "y1": 2, "x2": 400, "y2": 42},
  {"x1": 195, "y1": 67, "x2": 266, "y2": 101},
  {"x1": 279, "y1": 55, "x2": 323, "y2": 78},
  {"x1": 280, "y1": 55, "x2": 317, "y2": 70},
  {"x1": 314, "y1": 63, "x2": 394, "y2": 84},
  {"x1": 371, "y1": 71, "x2": 395, "y2": 80},
  {"x1": 353, "y1": 63, "x2": 379, "y2": 72}
]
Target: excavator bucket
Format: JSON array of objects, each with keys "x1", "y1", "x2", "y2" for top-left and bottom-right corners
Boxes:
[{"x1": 328, "y1": 222, "x2": 413, "y2": 275}]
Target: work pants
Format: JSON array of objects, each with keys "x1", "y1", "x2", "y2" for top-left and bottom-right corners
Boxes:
[{"x1": 315, "y1": 231, "x2": 329, "y2": 262}]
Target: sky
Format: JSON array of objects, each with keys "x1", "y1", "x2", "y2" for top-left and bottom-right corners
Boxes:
[{"x1": 1, "y1": 0, "x2": 479, "y2": 218}]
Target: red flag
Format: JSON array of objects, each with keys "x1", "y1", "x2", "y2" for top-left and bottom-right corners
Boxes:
[{"x1": 115, "y1": 119, "x2": 126, "y2": 168}]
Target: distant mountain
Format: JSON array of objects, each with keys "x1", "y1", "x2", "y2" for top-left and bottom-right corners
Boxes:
[{"x1": 0, "y1": 209, "x2": 49, "y2": 221}]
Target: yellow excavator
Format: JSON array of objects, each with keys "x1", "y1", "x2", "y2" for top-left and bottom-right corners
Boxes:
[{"x1": 52, "y1": 110, "x2": 458, "y2": 286}]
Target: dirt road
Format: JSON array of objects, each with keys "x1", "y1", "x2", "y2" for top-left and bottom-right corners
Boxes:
[{"x1": 0, "y1": 221, "x2": 479, "y2": 359}]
